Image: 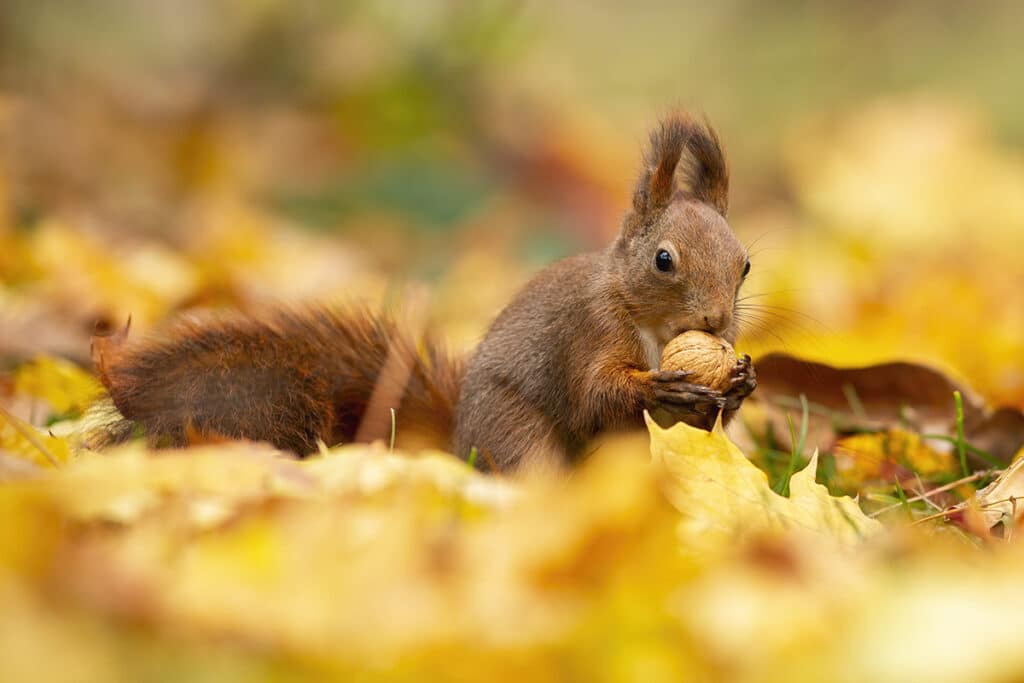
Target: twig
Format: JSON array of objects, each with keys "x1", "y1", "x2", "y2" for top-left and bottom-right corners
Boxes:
[
  {"x1": 913, "y1": 473, "x2": 943, "y2": 512},
  {"x1": 912, "y1": 495, "x2": 1018, "y2": 526},
  {"x1": 869, "y1": 469, "x2": 1000, "y2": 518}
]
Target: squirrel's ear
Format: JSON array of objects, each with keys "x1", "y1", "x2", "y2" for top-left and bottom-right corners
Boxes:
[
  {"x1": 631, "y1": 118, "x2": 685, "y2": 216},
  {"x1": 629, "y1": 113, "x2": 730, "y2": 220}
]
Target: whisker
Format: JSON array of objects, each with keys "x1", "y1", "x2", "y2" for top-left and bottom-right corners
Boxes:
[
  {"x1": 735, "y1": 303, "x2": 831, "y2": 331},
  {"x1": 734, "y1": 306, "x2": 830, "y2": 346},
  {"x1": 742, "y1": 225, "x2": 795, "y2": 255},
  {"x1": 737, "y1": 317, "x2": 828, "y2": 342},
  {"x1": 734, "y1": 314, "x2": 790, "y2": 347},
  {"x1": 736, "y1": 288, "x2": 811, "y2": 302}
]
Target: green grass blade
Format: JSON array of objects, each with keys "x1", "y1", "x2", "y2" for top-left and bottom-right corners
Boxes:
[
  {"x1": 775, "y1": 394, "x2": 809, "y2": 497},
  {"x1": 954, "y1": 391, "x2": 967, "y2": 477}
]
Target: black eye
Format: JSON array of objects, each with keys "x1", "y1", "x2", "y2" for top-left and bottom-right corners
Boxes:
[
  {"x1": 655, "y1": 249, "x2": 673, "y2": 272},
  {"x1": 742, "y1": 260, "x2": 751, "y2": 277}
]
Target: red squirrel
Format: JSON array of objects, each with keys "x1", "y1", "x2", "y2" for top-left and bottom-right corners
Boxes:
[{"x1": 90, "y1": 113, "x2": 756, "y2": 471}]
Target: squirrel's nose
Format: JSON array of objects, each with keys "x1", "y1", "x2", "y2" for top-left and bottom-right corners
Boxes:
[{"x1": 702, "y1": 312, "x2": 731, "y2": 336}]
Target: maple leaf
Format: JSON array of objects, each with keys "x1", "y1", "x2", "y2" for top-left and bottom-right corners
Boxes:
[{"x1": 647, "y1": 413, "x2": 882, "y2": 553}]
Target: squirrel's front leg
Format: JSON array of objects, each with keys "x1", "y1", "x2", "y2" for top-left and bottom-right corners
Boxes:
[
  {"x1": 576, "y1": 360, "x2": 696, "y2": 434},
  {"x1": 583, "y1": 355, "x2": 754, "y2": 436}
]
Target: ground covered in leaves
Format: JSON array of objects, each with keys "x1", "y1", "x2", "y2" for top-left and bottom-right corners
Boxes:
[
  {"x1": 3, "y1": 3, "x2": 1024, "y2": 681},
  {"x1": 2, "y1": 401, "x2": 1024, "y2": 682}
]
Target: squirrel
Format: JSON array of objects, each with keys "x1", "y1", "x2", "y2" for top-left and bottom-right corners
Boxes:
[{"x1": 89, "y1": 112, "x2": 757, "y2": 472}]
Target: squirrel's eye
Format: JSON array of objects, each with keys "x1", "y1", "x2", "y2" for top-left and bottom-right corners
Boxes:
[
  {"x1": 742, "y1": 260, "x2": 751, "y2": 277},
  {"x1": 655, "y1": 249, "x2": 674, "y2": 272}
]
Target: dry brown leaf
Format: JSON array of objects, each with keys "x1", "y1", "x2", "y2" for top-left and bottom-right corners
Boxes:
[
  {"x1": 751, "y1": 353, "x2": 1024, "y2": 465},
  {"x1": 968, "y1": 407, "x2": 1024, "y2": 465},
  {"x1": 755, "y1": 353, "x2": 984, "y2": 426}
]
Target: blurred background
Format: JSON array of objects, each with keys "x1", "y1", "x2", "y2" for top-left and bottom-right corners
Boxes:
[
  {"x1": 4, "y1": 6, "x2": 1024, "y2": 681},
  {"x1": 1, "y1": 0, "x2": 1022, "y2": 407}
]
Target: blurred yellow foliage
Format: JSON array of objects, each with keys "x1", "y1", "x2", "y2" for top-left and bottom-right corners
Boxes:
[
  {"x1": 0, "y1": 407, "x2": 71, "y2": 468},
  {"x1": 832, "y1": 429, "x2": 957, "y2": 490},
  {"x1": 13, "y1": 356, "x2": 102, "y2": 416},
  {"x1": 741, "y1": 100, "x2": 1024, "y2": 407},
  {"x1": 26, "y1": 220, "x2": 199, "y2": 326},
  {"x1": 787, "y1": 100, "x2": 1024, "y2": 252},
  {"x1": 2, "y1": 419, "x2": 1024, "y2": 681}
]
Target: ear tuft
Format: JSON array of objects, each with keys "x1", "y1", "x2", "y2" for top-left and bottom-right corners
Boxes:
[
  {"x1": 678, "y1": 115, "x2": 730, "y2": 216},
  {"x1": 631, "y1": 113, "x2": 730, "y2": 218}
]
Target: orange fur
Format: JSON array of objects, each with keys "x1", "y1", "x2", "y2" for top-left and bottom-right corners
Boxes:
[{"x1": 95, "y1": 307, "x2": 461, "y2": 455}]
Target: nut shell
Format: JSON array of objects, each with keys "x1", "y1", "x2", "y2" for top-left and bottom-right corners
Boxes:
[{"x1": 660, "y1": 331, "x2": 736, "y2": 392}]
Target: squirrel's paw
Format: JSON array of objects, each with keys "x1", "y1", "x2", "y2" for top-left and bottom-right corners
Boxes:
[
  {"x1": 722, "y1": 354, "x2": 757, "y2": 411},
  {"x1": 647, "y1": 370, "x2": 726, "y2": 413}
]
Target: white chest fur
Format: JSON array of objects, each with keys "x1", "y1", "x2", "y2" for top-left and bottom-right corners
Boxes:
[{"x1": 637, "y1": 326, "x2": 665, "y2": 371}]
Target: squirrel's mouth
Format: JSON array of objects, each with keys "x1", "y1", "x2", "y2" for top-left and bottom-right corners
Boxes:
[
  {"x1": 651, "y1": 317, "x2": 700, "y2": 344},
  {"x1": 669, "y1": 322, "x2": 698, "y2": 339}
]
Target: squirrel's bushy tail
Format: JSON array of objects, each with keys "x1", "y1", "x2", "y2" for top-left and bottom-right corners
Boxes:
[{"x1": 88, "y1": 307, "x2": 463, "y2": 455}]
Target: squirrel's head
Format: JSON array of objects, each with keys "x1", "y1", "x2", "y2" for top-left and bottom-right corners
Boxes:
[{"x1": 612, "y1": 113, "x2": 748, "y2": 346}]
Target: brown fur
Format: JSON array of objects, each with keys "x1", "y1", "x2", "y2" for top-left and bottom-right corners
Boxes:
[
  {"x1": 93, "y1": 112, "x2": 754, "y2": 471},
  {"x1": 455, "y1": 113, "x2": 750, "y2": 469},
  {"x1": 632, "y1": 113, "x2": 729, "y2": 217},
  {"x1": 95, "y1": 307, "x2": 461, "y2": 455}
]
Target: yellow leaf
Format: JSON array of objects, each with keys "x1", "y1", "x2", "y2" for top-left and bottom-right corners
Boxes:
[
  {"x1": 13, "y1": 356, "x2": 103, "y2": 416},
  {"x1": 832, "y1": 429, "x2": 956, "y2": 489},
  {"x1": 647, "y1": 414, "x2": 882, "y2": 553},
  {"x1": 0, "y1": 406, "x2": 72, "y2": 468},
  {"x1": 303, "y1": 446, "x2": 518, "y2": 509},
  {"x1": 28, "y1": 220, "x2": 199, "y2": 325},
  {"x1": 39, "y1": 442, "x2": 298, "y2": 525}
]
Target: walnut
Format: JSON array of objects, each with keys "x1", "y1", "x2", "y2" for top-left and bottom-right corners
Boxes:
[{"x1": 660, "y1": 331, "x2": 736, "y2": 392}]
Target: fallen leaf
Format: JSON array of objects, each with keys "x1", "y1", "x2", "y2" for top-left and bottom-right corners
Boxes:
[
  {"x1": 0, "y1": 405, "x2": 72, "y2": 468},
  {"x1": 755, "y1": 353, "x2": 984, "y2": 427},
  {"x1": 967, "y1": 407, "x2": 1024, "y2": 465},
  {"x1": 12, "y1": 356, "x2": 103, "y2": 417},
  {"x1": 947, "y1": 457, "x2": 1024, "y2": 531},
  {"x1": 751, "y1": 353, "x2": 1024, "y2": 467},
  {"x1": 647, "y1": 413, "x2": 882, "y2": 554},
  {"x1": 831, "y1": 429, "x2": 957, "y2": 490}
]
